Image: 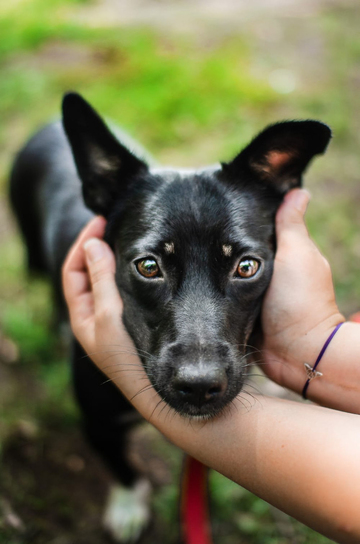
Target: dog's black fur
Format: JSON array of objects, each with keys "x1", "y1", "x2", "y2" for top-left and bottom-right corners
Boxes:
[{"x1": 9, "y1": 92, "x2": 331, "y2": 500}]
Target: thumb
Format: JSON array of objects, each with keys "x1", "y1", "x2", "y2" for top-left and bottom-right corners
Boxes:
[
  {"x1": 83, "y1": 238, "x2": 123, "y2": 317},
  {"x1": 275, "y1": 188, "x2": 311, "y2": 242}
]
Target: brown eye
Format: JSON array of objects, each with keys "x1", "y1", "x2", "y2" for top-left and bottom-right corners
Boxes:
[
  {"x1": 237, "y1": 259, "x2": 260, "y2": 278},
  {"x1": 136, "y1": 258, "x2": 160, "y2": 278}
]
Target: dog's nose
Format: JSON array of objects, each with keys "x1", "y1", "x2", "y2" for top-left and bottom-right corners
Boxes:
[{"x1": 172, "y1": 365, "x2": 228, "y2": 407}]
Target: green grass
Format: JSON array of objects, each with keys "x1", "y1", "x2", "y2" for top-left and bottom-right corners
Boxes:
[{"x1": 1, "y1": 0, "x2": 360, "y2": 542}]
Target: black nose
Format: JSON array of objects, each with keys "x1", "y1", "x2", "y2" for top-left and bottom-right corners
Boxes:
[{"x1": 172, "y1": 365, "x2": 228, "y2": 407}]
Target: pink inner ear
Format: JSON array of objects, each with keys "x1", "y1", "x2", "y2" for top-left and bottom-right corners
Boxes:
[
  {"x1": 264, "y1": 150, "x2": 293, "y2": 172},
  {"x1": 251, "y1": 149, "x2": 294, "y2": 179}
]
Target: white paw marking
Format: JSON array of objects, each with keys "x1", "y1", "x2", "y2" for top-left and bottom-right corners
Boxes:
[{"x1": 103, "y1": 479, "x2": 151, "y2": 543}]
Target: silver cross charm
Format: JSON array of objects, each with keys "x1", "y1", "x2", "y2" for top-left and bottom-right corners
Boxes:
[{"x1": 304, "y1": 363, "x2": 323, "y2": 381}]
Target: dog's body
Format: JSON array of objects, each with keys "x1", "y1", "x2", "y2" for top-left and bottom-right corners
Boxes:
[{"x1": 10, "y1": 93, "x2": 331, "y2": 541}]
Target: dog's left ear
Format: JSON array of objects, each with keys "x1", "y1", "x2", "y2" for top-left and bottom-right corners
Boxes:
[
  {"x1": 223, "y1": 121, "x2": 331, "y2": 194},
  {"x1": 62, "y1": 92, "x2": 148, "y2": 217}
]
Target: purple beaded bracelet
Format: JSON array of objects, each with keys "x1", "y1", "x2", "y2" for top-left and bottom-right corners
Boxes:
[{"x1": 302, "y1": 322, "x2": 344, "y2": 400}]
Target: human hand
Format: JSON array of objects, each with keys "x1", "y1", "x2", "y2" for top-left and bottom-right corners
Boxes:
[
  {"x1": 62, "y1": 216, "x2": 147, "y2": 401},
  {"x1": 260, "y1": 189, "x2": 345, "y2": 394}
]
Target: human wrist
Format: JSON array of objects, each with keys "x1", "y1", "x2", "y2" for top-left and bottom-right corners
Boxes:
[
  {"x1": 267, "y1": 310, "x2": 345, "y2": 395},
  {"x1": 301, "y1": 321, "x2": 345, "y2": 400},
  {"x1": 270, "y1": 315, "x2": 360, "y2": 414},
  {"x1": 301, "y1": 321, "x2": 360, "y2": 412}
]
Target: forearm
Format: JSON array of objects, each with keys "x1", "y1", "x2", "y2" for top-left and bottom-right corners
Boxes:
[
  {"x1": 107, "y1": 359, "x2": 360, "y2": 544},
  {"x1": 278, "y1": 321, "x2": 360, "y2": 414}
]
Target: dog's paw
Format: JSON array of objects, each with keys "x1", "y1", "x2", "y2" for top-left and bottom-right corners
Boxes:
[{"x1": 103, "y1": 479, "x2": 151, "y2": 543}]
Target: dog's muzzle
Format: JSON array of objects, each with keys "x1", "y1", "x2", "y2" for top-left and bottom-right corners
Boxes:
[{"x1": 152, "y1": 339, "x2": 243, "y2": 418}]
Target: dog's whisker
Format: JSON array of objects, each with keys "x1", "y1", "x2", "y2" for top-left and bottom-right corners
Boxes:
[
  {"x1": 102, "y1": 362, "x2": 144, "y2": 371},
  {"x1": 101, "y1": 372, "x2": 148, "y2": 386},
  {"x1": 99, "y1": 352, "x2": 144, "y2": 365},
  {"x1": 228, "y1": 398, "x2": 240, "y2": 415},
  {"x1": 81, "y1": 348, "x2": 142, "y2": 359},
  {"x1": 242, "y1": 356, "x2": 288, "y2": 369},
  {"x1": 164, "y1": 404, "x2": 175, "y2": 424},
  {"x1": 236, "y1": 393, "x2": 253, "y2": 410},
  {"x1": 158, "y1": 401, "x2": 171, "y2": 420},
  {"x1": 103, "y1": 373, "x2": 148, "y2": 385},
  {"x1": 242, "y1": 358, "x2": 271, "y2": 368},
  {"x1": 101, "y1": 358, "x2": 144, "y2": 365},
  {"x1": 81, "y1": 353, "x2": 142, "y2": 366},
  {"x1": 149, "y1": 397, "x2": 166, "y2": 423},
  {"x1": 106, "y1": 371, "x2": 147, "y2": 378},
  {"x1": 242, "y1": 360, "x2": 267, "y2": 368},
  {"x1": 130, "y1": 384, "x2": 156, "y2": 401},
  {"x1": 243, "y1": 382, "x2": 264, "y2": 395},
  {"x1": 93, "y1": 343, "x2": 154, "y2": 358},
  {"x1": 228, "y1": 397, "x2": 247, "y2": 415},
  {"x1": 105, "y1": 370, "x2": 147, "y2": 378},
  {"x1": 239, "y1": 351, "x2": 265, "y2": 363},
  {"x1": 234, "y1": 342, "x2": 263, "y2": 352},
  {"x1": 197, "y1": 416, "x2": 210, "y2": 431},
  {"x1": 241, "y1": 390, "x2": 263, "y2": 409}
]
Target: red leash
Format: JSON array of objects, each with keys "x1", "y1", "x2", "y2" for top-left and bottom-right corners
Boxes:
[{"x1": 181, "y1": 456, "x2": 213, "y2": 544}]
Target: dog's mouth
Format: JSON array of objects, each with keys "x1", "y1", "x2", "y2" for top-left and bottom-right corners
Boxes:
[
  {"x1": 145, "y1": 357, "x2": 246, "y2": 420},
  {"x1": 159, "y1": 384, "x2": 245, "y2": 420},
  {"x1": 166, "y1": 399, "x2": 238, "y2": 420}
]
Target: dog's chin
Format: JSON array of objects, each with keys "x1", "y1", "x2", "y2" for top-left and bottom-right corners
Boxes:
[
  {"x1": 162, "y1": 394, "x2": 239, "y2": 421},
  {"x1": 181, "y1": 412, "x2": 215, "y2": 422}
]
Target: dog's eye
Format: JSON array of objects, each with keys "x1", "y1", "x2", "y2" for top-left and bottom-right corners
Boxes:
[
  {"x1": 136, "y1": 258, "x2": 161, "y2": 278},
  {"x1": 236, "y1": 258, "x2": 260, "y2": 278}
]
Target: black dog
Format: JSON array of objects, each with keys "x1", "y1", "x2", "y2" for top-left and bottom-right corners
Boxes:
[{"x1": 9, "y1": 93, "x2": 331, "y2": 541}]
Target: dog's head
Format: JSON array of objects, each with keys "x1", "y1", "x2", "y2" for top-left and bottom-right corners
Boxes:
[{"x1": 63, "y1": 93, "x2": 331, "y2": 418}]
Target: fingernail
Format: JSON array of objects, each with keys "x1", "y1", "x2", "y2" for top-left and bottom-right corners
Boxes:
[
  {"x1": 83, "y1": 238, "x2": 104, "y2": 263},
  {"x1": 287, "y1": 189, "x2": 311, "y2": 212}
]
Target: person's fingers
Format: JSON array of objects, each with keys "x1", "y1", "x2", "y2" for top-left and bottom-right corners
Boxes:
[
  {"x1": 83, "y1": 238, "x2": 123, "y2": 320},
  {"x1": 62, "y1": 216, "x2": 107, "y2": 305},
  {"x1": 62, "y1": 216, "x2": 107, "y2": 341},
  {"x1": 275, "y1": 189, "x2": 311, "y2": 244},
  {"x1": 63, "y1": 216, "x2": 107, "y2": 276}
]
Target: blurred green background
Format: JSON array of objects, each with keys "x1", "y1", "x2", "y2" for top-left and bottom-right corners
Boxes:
[{"x1": 1, "y1": 0, "x2": 359, "y2": 543}]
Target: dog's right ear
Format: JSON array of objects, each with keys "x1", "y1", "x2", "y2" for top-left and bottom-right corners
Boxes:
[{"x1": 62, "y1": 93, "x2": 148, "y2": 217}]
